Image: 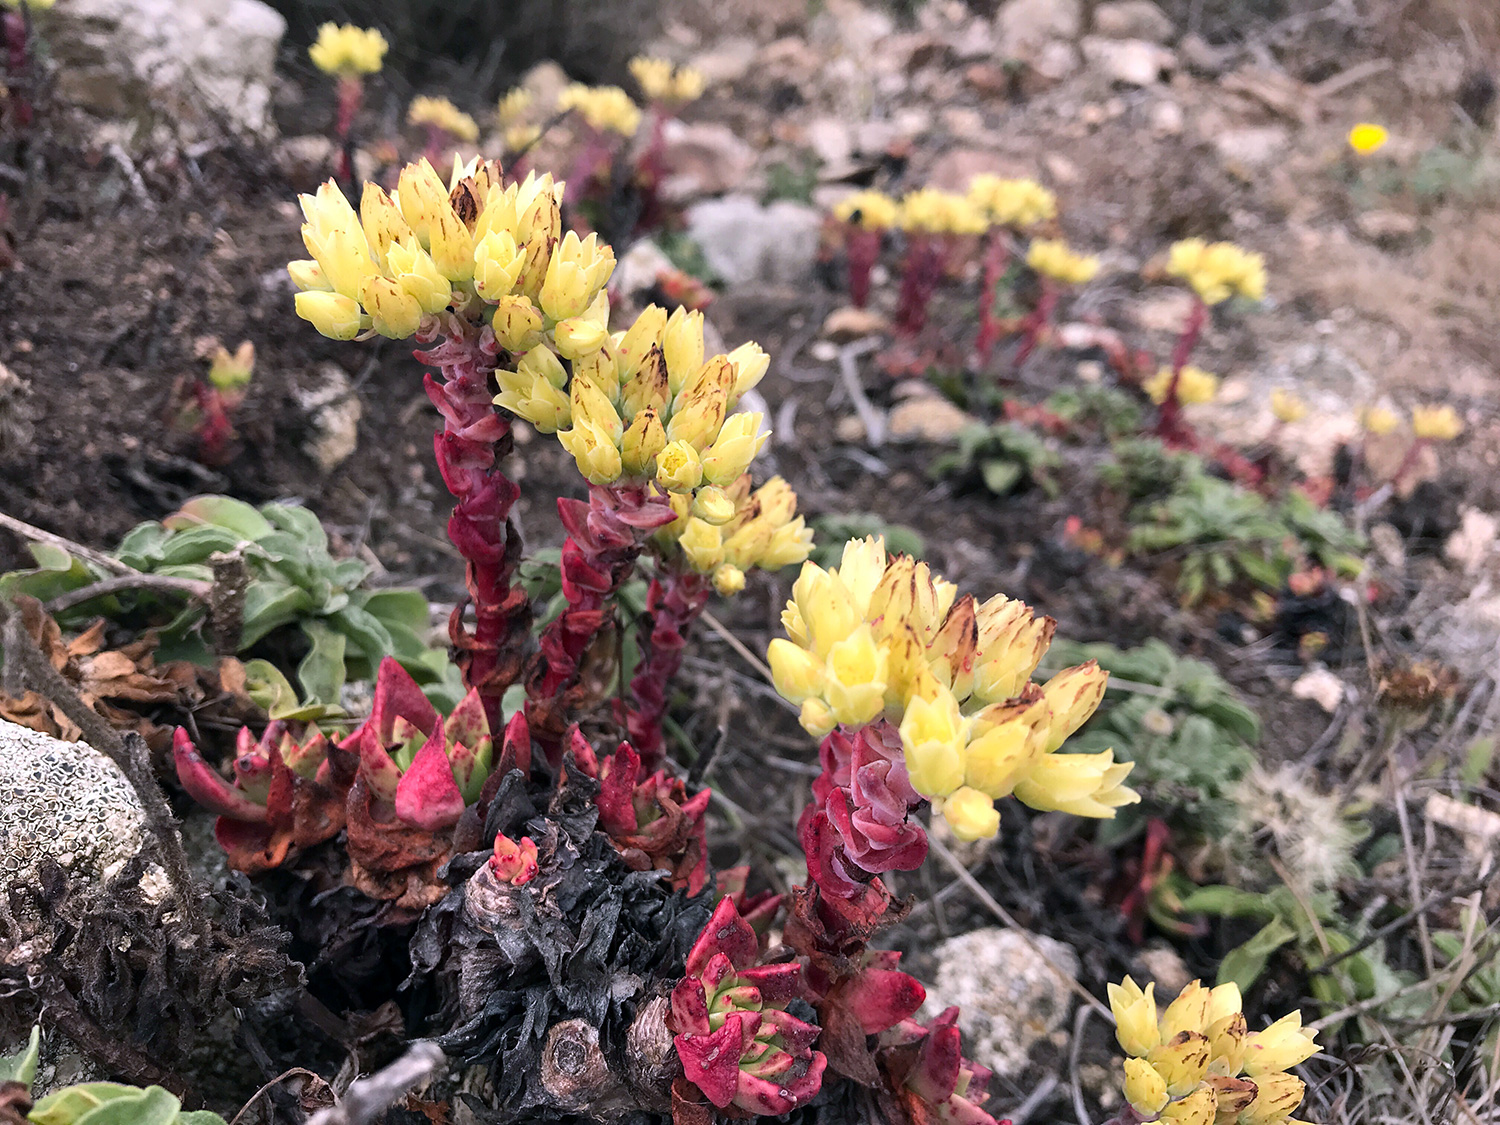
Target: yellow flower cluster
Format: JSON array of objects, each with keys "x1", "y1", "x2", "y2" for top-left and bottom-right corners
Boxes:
[
  {"x1": 505, "y1": 124, "x2": 542, "y2": 153},
  {"x1": 629, "y1": 56, "x2": 706, "y2": 105},
  {"x1": 1026, "y1": 239, "x2": 1100, "y2": 286},
  {"x1": 496, "y1": 304, "x2": 773, "y2": 490},
  {"x1": 1411, "y1": 403, "x2": 1462, "y2": 441},
  {"x1": 1167, "y1": 239, "x2": 1267, "y2": 306},
  {"x1": 290, "y1": 158, "x2": 611, "y2": 346},
  {"x1": 496, "y1": 87, "x2": 533, "y2": 126},
  {"x1": 656, "y1": 476, "x2": 815, "y2": 596},
  {"x1": 1359, "y1": 404, "x2": 1399, "y2": 435},
  {"x1": 559, "y1": 83, "x2": 642, "y2": 137},
  {"x1": 308, "y1": 23, "x2": 387, "y2": 77},
  {"x1": 833, "y1": 190, "x2": 900, "y2": 232},
  {"x1": 967, "y1": 175, "x2": 1057, "y2": 230},
  {"x1": 407, "y1": 96, "x2": 479, "y2": 143},
  {"x1": 1144, "y1": 365, "x2": 1219, "y2": 406},
  {"x1": 1110, "y1": 977, "x2": 1318, "y2": 1125},
  {"x1": 768, "y1": 538, "x2": 1137, "y2": 840},
  {"x1": 1348, "y1": 123, "x2": 1389, "y2": 155},
  {"x1": 2, "y1": 0, "x2": 56, "y2": 9},
  {"x1": 1270, "y1": 389, "x2": 1307, "y2": 424},
  {"x1": 898, "y1": 188, "x2": 988, "y2": 236}
]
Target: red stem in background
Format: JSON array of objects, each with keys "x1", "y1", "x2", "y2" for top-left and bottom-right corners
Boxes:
[
  {"x1": 622, "y1": 567, "x2": 712, "y2": 773},
  {"x1": 192, "y1": 383, "x2": 236, "y2": 466},
  {"x1": 526, "y1": 483, "x2": 676, "y2": 758},
  {"x1": 564, "y1": 126, "x2": 611, "y2": 211},
  {"x1": 415, "y1": 313, "x2": 530, "y2": 731},
  {"x1": 846, "y1": 227, "x2": 881, "y2": 309},
  {"x1": 894, "y1": 235, "x2": 944, "y2": 337},
  {"x1": 1389, "y1": 435, "x2": 1431, "y2": 493},
  {"x1": 4, "y1": 10, "x2": 33, "y2": 129},
  {"x1": 1154, "y1": 297, "x2": 1207, "y2": 449},
  {"x1": 1013, "y1": 279, "x2": 1058, "y2": 365},
  {"x1": 334, "y1": 75, "x2": 363, "y2": 187},
  {"x1": 974, "y1": 228, "x2": 1011, "y2": 365}
]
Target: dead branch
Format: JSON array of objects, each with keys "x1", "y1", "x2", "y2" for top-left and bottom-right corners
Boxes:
[{"x1": 305, "y1": 1042, "x2": 445, "y2": 1125}]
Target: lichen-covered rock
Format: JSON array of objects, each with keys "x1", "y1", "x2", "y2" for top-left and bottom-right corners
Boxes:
[
  {"x1": 918, "y1": 926, "x2": 1080, "y2": 1078},
  {"x1": 0, "y1": 720, "x2": 147, "y2": 887}
]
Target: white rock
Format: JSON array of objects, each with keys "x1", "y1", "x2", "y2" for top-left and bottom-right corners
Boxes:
[
  {"x1": 658, "y1": 121, "x2": 759, "y2": 204},
  {"x1": 50, "y1": 0, "x2": 284, "y2": 139},
  {"x1": 921, "y1": 927, "x2": 1080, "y2": 1078},
  {"x1": 690, "y1": 37, "x2": 758, "y2": 85},
  {"x1": 888, "y1": 396, "x2": 978, "y2": 442},
  {"x1": 0, "y1": 720, "x2": 147, "y2": 888},
  {"x1": 1081, "y1": 36, "x2": 1173, "y2": 86},
  {"x1": 614, "y1": 239, "x2": 678, "y2": 302},
  {"x1": 1291, "y1": 668, "x2": 1346, "y2": 714},
  {"x1": 995, "y1": 0, "x2": 1081, "y2": 61},
  {"x1": 1213, "y1": 125, "x2": 1290, "y2": 168},
  {"x1": 1445, "y1": 508, "x2": 1499, "y2": 575},
  {"x1": 684, "y1": 195, "x2": 822, "y2": 287},
  {"x1": 1093, "y1": 0, "x2": 1175, "y2": 43},
  {"x1": 1150, "y1": 98, "x2": 1185, "y2": 135},
  {"x1": 297, "y1": 363, "x2": 362, "y2": 473}
]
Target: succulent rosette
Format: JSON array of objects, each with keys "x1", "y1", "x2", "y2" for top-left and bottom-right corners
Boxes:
[
  {"x1": 670, "y1": 898, "x2": 827, "y2": 1116},
  {"x1": 880, "y1": 1008, "x2": 998, "y2": 1125},
  {"x1": 173, "y1": 720, "x2": 355, "y2": 872},
  {"x1": 585, "y1": 736, "x2": 710, "y2": 894}
]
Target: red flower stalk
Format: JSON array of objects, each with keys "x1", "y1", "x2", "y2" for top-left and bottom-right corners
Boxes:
[
  {"x1": 3, "y1": 7, "x2": 33, "y2": 130},
  {"x1": 670, "y1": 898, "x2": 828, "y2": 1116},
  {"x1": 896, "y1": 235, "x2": 946, "y2": 337},
  {"x1": 416, "y1": 313, "x2": 531, "y2": 730},
  {"x1": 799, "y1": 721, "x2": 928, "y2": 900},
  {"x1": 489, "y1": 833, "x2": 539, "y2": 885},
  {"x1": 173, "y1": 720, "x2": 356, "y2": 872},
  {"x1": 880, "y1": 1008, "x2": 999, "y2": 1125},
  {"x1": 573, "y1": 732, "x2": 710, "y2": 894},
  {"x1": 622, "y1": 567, "x2": 711, "y2": 772},
  {"x1": 1154, "y1": 296, "x2": 1208, "y2": 449},
  {"x1": 847, "y1": 226, "x2": 883, "y2": 309},
  {"x1": 527, "y1": 482, "x2": 676, "y2": 752},
  {"x1": 333, "y1": 75, "x2": 364, "y2": 186},
  {"x1": 973, "y1": 229, "x2": 1012, "y2": 365},
  {"x1": 1013, "y1": 279, "x2": 1059, "y2": 366}
]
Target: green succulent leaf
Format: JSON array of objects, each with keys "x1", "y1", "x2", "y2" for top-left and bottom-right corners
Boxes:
[
  {"x1": 297, "y1": 620, "x2": 348, "y2": 707},
  {"x1": 1217, "y1": 917, "x2": 1297, "y2": 992},
  {"x1": 244, "y1": 659, "x2": 342, "y2": 722},
  {"x1": 28, "y1": 1084, "x2": 144, "y2": 1125},
  {"x1": 360, "y1": 589, "x2": 433, "y2": 634},
  {"x1": 156, "y1": 526, "x2": 243, "y2": 567},
  {"x1": 239, "y1": 583, "x2": 316, "y2": 648},
  {"x1": 0, "y1": 1024, "x2": 39, "y2": 1086},
  {"x1": 165, "y1": 497, "x2": 274, "y2": 541}
]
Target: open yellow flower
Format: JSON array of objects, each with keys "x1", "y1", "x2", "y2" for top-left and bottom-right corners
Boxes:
[
  {"x1": 408, "y1": 96, "x2": 479, "y2": 143},
  {"x1": 1411, "y1": 403, "x2": 1462, "y2": 441},
  {"x1": 1348, "y1": 123, "x2": 1389, "y2": 155},
  {"x1": 1144, "y1": 365, "x2": 1219, "y2": 406},
  {"x1": 559, "y1": 83, "x2": 642, "y2": 136},
  {"x1": 833, "y1": 189, "x2": 899, "y2": 232},
  {"x1": 1167, "y1": 239, "x2": 1266, "y2": 305},
  {"x1": 1027, "y1": 239, "x2": 1099, "y2": 285},
  {"x1": 1359, "y1": 404, "x2": 1400, "y2": 435},
  {"x1": 309, "y1": 23, "x2": 387, "y2": 77},
  {"x1": 967, "y1": 175, "x2": 1056, "y2": 229}
]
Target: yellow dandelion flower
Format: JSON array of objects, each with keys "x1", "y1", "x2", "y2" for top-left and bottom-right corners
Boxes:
[{"x1": 1348, "y1": 123, "x2": 1389, "y2": 155}]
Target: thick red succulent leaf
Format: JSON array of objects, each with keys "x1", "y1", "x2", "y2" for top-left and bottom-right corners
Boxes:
[
  {"x1": 444, "y1": 686, "x2": 491, "y2": 747},
  {"x1": 489, "y1": 833, "x2": 539, "y2": 884},
  {"x1": 596, "y1": 741, "x2": 641, "y2": 836},
  {"x1": 370, "y1": 656, "x2": 440, "y2": 743},
  {"x1": 212, "y1": 816, "x2": 290, "y2": 872},
  {"x1": 908, "y1": 1023, "x2": 964, "y2": 1103},
  {"x1": 938, "y1": 1094, "x2": 1000, "y2": 1125},
  {"x1": 839, "y1": 965, "x2": 927, "y2": 1036},
  {"x1": 736, "y1": 963, "x2": 806, "y2": 1007},
  {"x1": 687, "y1": 897, "x2": 760, "y2": 977},
  {"x1": 173, "y1": 728, "x2": 268, "y2": 822},
  {"x1": 282, "y1": 725, "x2": 329, "y2": 777},
  {"x1": 670, "y1": 977, "x2": 713, "y2": 1036},
  {"x1": 734, "y1": 1048, "x2": 827, "y2": 1116},
  {"x1": 556, "y1": 496, "x2": 594, "y2": 544},
  {"x1": 393, "y1": 728, "x2": 467, "y2": 831},
  {"x1": 498, "y1": 709, "x2": 532, "y2": 776},
  {"x1": 757, "y1": 1006, "x2": 822, "y2": 1053},
  {"x1": 565, "y1": 725, "x2": 599, "y2": 777},
  {"x1": 675, "y1": 1014, "x2": 751, "y2": 1109},
  {"x1": 699, "y1": 951, "x2": 738, "y2": 995},
  {"x1": 263, "y1": 739, "x2": 297, "y2": 827}
]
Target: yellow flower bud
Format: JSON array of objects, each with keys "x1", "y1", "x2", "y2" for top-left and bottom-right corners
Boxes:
[
  {"x1": 1158, "y1": 1085, "x2": 1215, "y2": 1125},
  {"x1": 540, "y1": 231, "x2": 614, "y2": 322},
  {"x1": 899, "y1": 682, "x2": 967, "y2": 798},
  {"x1": 1146, "y1": 1031, "x2": 1211, "y2": 1096},
  {"x1": 1161, "y1": 981, "x2": 1210, "y2": 1040},
  {"x1": 515, "y1": 228, "x2": 556, "y2": 299},
  {"x1": 305, "y1": 221, "x2": 378, "y2": 302},
  {"x1": 823, "y1": 625, "x2": 888, "y2": 727},
  {"x1": 554, "y1": 316, "x2": 610, "y2": 359},
  {"x1": 1242, "y1": 1013, "x2": 1318, "y2": 1077},
  {"x1": 666, "y1": 387, "x2": 729, "y2": 452},
  {"x1": 972, "y1": 595, "x2": 1055, "y2": 703},
  {"x1": 1205, "y1": 1075, "x2": 1258, "y2": 1118},
  {"x1": 656, "y1": 440, "x2": 704, "y2": 492},
  {"x1": 287, "y1": 259, "x2": 330, "y2": 292},
  {"x1": 963, "y1": 719, "x2": 1035, "y2": 799},
  {"x1": 792, "y1": 565, "x2": 860, "y2": 659},
  {"x1": 768, "y1": 638, "x2": 824, "y2": 704},
  {"x1": 760, "y1": 518, "x2": 814, "y2": 570},
  {"x1": 1205, "y1": 981, "x2": 1243, "y2": 1028},
  {"x1": 726, "y1": 341, "x2": 771, "y2": 400},
  {"x1": 620, "y1": 345, "x2": 670, "y2": 418},
  {"x1": 1206, "y1": 1011, "x2": 1248, "y2": 1074},
  {"x1": 662, "y1": 308, "x2": 705, "y2": 395},
  {"x1": 571, "y1": 340, "x2": 621, "y2": 400},
  {"x1": 1144, "y1": 365, "x2": 1219, "y2": 406},
  {"x1": 517, "y1": 345, "x2": 567, "y2": 389},
  {"x1": 558, "y1": 419, "x2": 623, "y2": 485},
  {"x1": 494, "y1": 368, "x2": 572, "y2": 433},
  {"x1": 696, "y1": 411, "x2": 766, "y2": 486},
  {"x1": 360, "y1": 183, "x2": 416, "y2": 269},
  {"x1": 1239, "y1": 1072, "x2": 1306, "y2": 1123},
  {"x1": 691, "y1": 485, "x2": 737, "y2": 525},
  {"x1": 1026, "y1": 238, "x2": 1100, "y2": 286},
  {"x1": 1037, "y1": 661, "x2": 1108, "y2": 753},
  {"x1": 394, "y1": 159, "x2": 450, "y2": 249},
  {"x1": 617, "y1": 305, "x2": 668, "y2": 375},
  {"x1": 678, "y1": 517, "x2": 725, "y2": 572},
  {"x1": 620, "y1": 409, "x2": 667, "y2": 477},
  {"x1": 1014, "y1": 751, "x2": 1137, "y2": 818},
  {"x1": 473, "y1": 229, "x2": 524, "y2": 300},
  {"x1": 1360, "y1": 404, "x2": 1400, "y2": 435},
  {"x1": 940, "y1": 786, "x2": 1000, "y2": 841},
  {"x1": 427, "y1": 204, "x2": 476, "y2": 282},
  {"x1": 799, "y1": 698, "x2": 836, "y2": 738},
  {"x1": 713, "y1": 565, "x2": 746, "y2": 596},
  {"x1": 1108, "y1": 977, "x2": 1161, "y2": 1057},
  {"x1": 359, "y1": 275, "x2": 424, "y2": 339},
  {"x1": 295, "y1": 290, "x2": 366, "y2": 340},
  {"x1": 1122, "y1": 1058, "x2": 1169, "y2": 1116},
  {"x1": 571, "y1": 375, "x2": 623, "y2": 441},
  {"x1": 492, "y1": 296, "x2": 544, "y2": 352},
  {"x1": 384, "y1": 241, "x2": 452, "y2": 314}
]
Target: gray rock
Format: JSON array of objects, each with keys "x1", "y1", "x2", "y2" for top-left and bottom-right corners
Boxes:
[
  {"x1": 1213, "y1": 125, "x2": 1291, "y2": 168},
  {"x1": 297, "y1": 363, "x2": 363, "y2": 473},
  {"x1": 995, "y1": 0, "x2": 1081, "y2": 61},
  {"x1": 684, "y1": 195, "x2": 822, "y2": 287},
  {"x1": 919, "y1": 927, "x2": 1080, "y2": 1078},
  {"x1": 1081, "y1": 35, "x2": 1174, "y2": 86},
  {"x1": 1093, "y1": 0, "x2": 1175, "y2": 43},
  {"x1": 50, "y1": 0, "x2": 285, "y2": 140},
  {"x1": 658, "y1": 121, "x2": 759, "y2": 204},
  {"x1": 0, "y1": 720, "x2": 147, "y2": 888}
]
